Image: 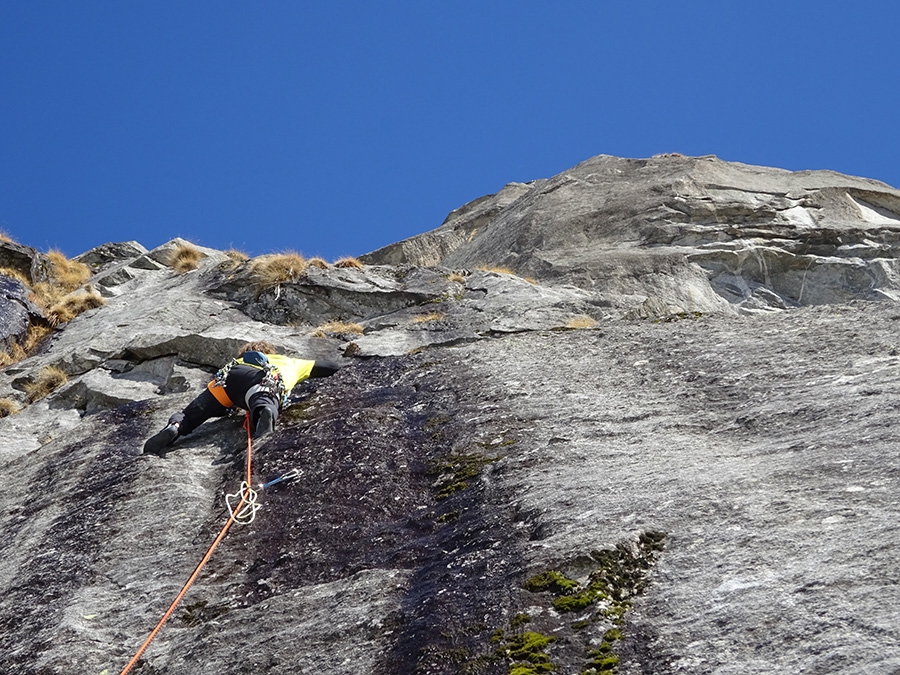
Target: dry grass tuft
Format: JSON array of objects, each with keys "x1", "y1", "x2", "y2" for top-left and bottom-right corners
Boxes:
[
  {"x1": 170, "y1": 243, "x2": 204, "y2": 274},
  {"x1": 29, "y1": 250, "x2": 93, "y2": 312},
  {"x1": 0, "y1": 267, "x2": 30, "y2": 285},
  {"x1": 251, "y1": 251, "x2": 308, "y2": 289},
  {"x1": 48, "y1": 290, "x2": 106, "y2": 325},
  {"x1": 24, "y1": 365, "x2": 68, "y2": 403},
  {"x1": 23, "y1": 323, "x2": 52, "y2": 352},
  {"x1": 565, "y1": 315, "x2": 598, "y2": 329},
  {"x1": 0, "y1": 249, "x2": 97, "y2": 367},
  {"x1": 310, "y1": 320, "x2": 364, "y2": 338},
  {"x1": 0, "y1": 345, "x2": 25, "y2": 368},
  {"x1": 0, "y1": 231, "x2": 13, "y2": 243},
  {"x1": 46, "y1": 250, "x2": 91, "y2": 292},
  {"x1": 447, "y1": 272, "x2": 467, "y2": 284},
  {"x1": 333, "y1": 256, "x2": 364, "y2": 270},
  {"x1": 308, "y1": 257, "x2": 329, "y2": 269},
  {"x1": 413, "y1": 312, "x2": 445, "y2": 324},
  {"x1": 0, "y1": 320, "x2": 52, "y2": 368},
  {"x1": 0, "y1": 398, "x2": 18, "y2": 417},
  {"x1": 29, "y1": 282, "x2": 62, "y2": 312},
  {"x1": 218, "y1": 249, "x2": 249, "y2": 271},
  {"x1": 477, "y1": 265, "x2": 516, "y2": 276},
  {"x1": 476, "y1": 265, "x2": 538, "y2": 284}
]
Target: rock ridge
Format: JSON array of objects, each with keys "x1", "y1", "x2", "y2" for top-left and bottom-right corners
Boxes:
[{"x1": 364, "y1": 154, "x2": 900, "y2": 313}]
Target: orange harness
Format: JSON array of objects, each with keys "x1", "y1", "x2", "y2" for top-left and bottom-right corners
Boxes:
[{"x1": 207, "y1": 380, "x2": 235, "y2": 408}]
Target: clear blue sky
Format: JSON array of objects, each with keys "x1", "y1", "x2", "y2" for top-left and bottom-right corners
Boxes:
[{"x1": 2, "y1": 2, "x2": 898, "y2": 260}]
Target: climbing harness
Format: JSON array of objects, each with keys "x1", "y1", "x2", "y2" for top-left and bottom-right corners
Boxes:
[
  {"x1": 117, "y1": 413, "x2": 257, "y2": 675},
  {"x1": 206, "y1": 379, "x2": 235, "y2": 408}
]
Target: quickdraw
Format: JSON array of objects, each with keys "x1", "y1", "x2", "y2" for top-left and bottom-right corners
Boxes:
[
  {"x1": 260, "y1": 468, "x2": 301, "y2": 490},
  {"x1": 259, "y1": 367, "x2": 288, "y2": 407}
]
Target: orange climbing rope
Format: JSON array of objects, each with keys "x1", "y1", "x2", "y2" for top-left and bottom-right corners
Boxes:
[{"x1": 118, "y1": 414, "x2": 256, "y2": 675}]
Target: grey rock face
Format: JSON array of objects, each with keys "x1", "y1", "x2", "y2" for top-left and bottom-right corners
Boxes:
[
  {"x1": 74, "y1": 241, "x2": 148, "y2": 273},
  {"x1": 364, "y1": 155, "x2": 900, "y2": 313},
  {"x1": 0, "y1": 275, "x2": 32, "y2": 350},
  {"x1": 0, "y1": 275, "x2": 45, "y2": 351},
  {"x1": 2, "y1": 156, "x2": 900, "y2": 675},
  {"x1": 209, "y1": 264, "x2": 453, "y2": 327},
  {"x1": 0, "y1": 239, "x2": 51, "y2": 284}
]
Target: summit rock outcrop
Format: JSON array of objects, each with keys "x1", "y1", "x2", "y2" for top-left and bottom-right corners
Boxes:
[
  {"x1": 364, "y1": 154, "x2": 900, "y2": 315},
  {"x1": 2, "y1": 155, "x2": 900, "y2": 675}
]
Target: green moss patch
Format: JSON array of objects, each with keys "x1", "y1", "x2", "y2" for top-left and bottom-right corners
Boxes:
[
  {"x1": 436, "y1": 510, "x2": 459, "y2": 524},
  {"x1": 510, "y1": 612, "x2": 532, "y2": 629},
  {"x1": 522, "y1": 531, "x2": 667, "y2": 674},
  {"x1": 526, "y1": 532, "x2": 666, "y2": 618},
  {"x1": 429, "y1": 452, "x2": 501, "y2": 500},
  {"x1": 523, "y1": 570, "x2": 580, "y2": 596},
  {"x1": 553, "y1": 590, "x2": 596, "y2": 613},
  {"x1": 424, "y1": 414, "x2": 452, "y2": 438},
  {"x1": 451, "y1": 532, "x2": 665, "y2": 675},
  {"x1": 583, "y1": 646, "x2": 620, "y2": 674},
  {"x1": 497, "y1": 630, "x2": 557, "y2": 674}
]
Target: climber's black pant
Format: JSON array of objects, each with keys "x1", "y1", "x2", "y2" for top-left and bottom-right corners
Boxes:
[{"x1": 168, "y1": 365, "x2": 279, "y2": 438}]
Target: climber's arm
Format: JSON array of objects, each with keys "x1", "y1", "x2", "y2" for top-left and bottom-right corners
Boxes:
[{"x1": 310, "y1": 360, "x2": 341, "y2": 378}]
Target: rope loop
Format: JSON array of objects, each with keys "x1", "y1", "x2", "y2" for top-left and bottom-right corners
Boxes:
[{"x1": 226, "y1": 481, "x2": 261, "y2": 525}]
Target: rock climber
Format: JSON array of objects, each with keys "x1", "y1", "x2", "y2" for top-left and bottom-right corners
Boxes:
[{"x1": 143, "y1": 341, "x2": 341, "y2": 456}]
